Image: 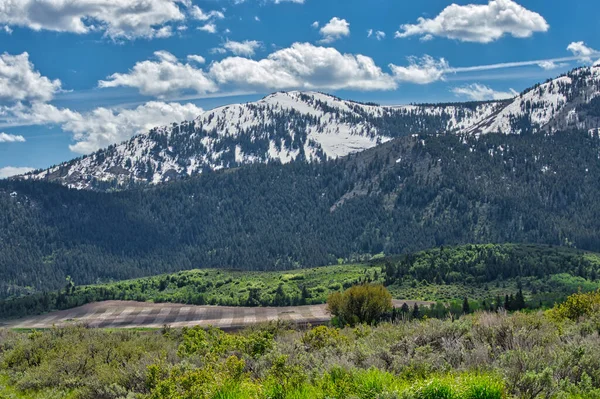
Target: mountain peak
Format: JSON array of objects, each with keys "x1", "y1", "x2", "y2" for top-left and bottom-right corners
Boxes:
[{"x1": 22, "y1": 68, "x2": 600, "y2": 191}]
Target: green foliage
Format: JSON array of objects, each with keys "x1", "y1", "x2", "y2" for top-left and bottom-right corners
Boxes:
[
  {"x1": 301, "y1": 326, "x2": 348, "y2": 351},
  {"x1": 550, "y1": 290, "x2": 600, "y2": 321},
  {"x1": 328, "y1": 284, "x2": 393, "y2": 326},
  {"x1": 0, "y1": 264, "x2": 378, "y2": 319},
  {"x1": 6, "y1": 300, "x2": 600, "y2": 398}
]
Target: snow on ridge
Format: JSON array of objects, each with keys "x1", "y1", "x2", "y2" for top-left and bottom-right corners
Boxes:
[{"x1": 24, "y1": 68, "x2": 600, "y2": 191}]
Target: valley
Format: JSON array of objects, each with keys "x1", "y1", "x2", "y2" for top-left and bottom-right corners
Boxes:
[{"x1": 2, "y1": 1, "x2": 600, "y2": 397}]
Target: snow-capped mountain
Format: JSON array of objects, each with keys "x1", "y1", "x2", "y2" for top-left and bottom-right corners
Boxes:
[
  {"x1": 24, "y1": 91, "x2": 502, "y2": 190},
  {"x1": 23, "y1": 66, "x2": 600, "y2": 190},
  {"x1": 465, "y1": 66, "x2": 600, "y2": 135}
]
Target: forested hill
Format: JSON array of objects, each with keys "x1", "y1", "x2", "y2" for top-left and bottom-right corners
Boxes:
[{"x1": 3, "y1": 129, "x2": 600, "y2": 296}]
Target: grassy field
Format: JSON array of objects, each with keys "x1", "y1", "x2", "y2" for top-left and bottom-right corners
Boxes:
[{"x1": 3, "y1": 244, "x2": 600, "y2": 320}]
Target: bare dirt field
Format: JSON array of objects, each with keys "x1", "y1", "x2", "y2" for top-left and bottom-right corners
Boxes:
[{"x1": 0, "y1": 300, "x2": 431, "y2": 330}]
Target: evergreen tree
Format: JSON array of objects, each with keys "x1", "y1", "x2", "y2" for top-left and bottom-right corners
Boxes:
[
  {"x1": 515, "y1": 289, "x2": 526, "y2": 311},
  {"x1": 462, "y1": 297, "x2": 470, "y2": 314},
  {"x1": 412, "y1": 303, "x2": 420, "y2": 320}
]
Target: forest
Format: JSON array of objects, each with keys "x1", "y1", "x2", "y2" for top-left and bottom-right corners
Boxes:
[
  {"x1": 1, "y1": 244, "x2": 598, "y2": 320},
  {"x1": 3, "y1": 130, "x2": 600, "y2": 296}
]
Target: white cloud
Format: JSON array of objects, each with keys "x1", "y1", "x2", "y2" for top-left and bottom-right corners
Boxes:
[
  {"x1": 214, "y1": 40, "x2": 262, "y2": 57},
  {"x1": 537, "y1": 60, "x2": 566, "y2": 70},
  {"x1": 65, "y1": 102, "x2": 203, "y2": 154},
  {"x1": 187, "y1": 55, "x2": 206, "y2": 64},
  {"x1": 0, "y1": 132, "x2": 25, "y2": 142},
  {"x1": 367, "y1": 30, "x2": 385, "y2": 40},
  {"x1": 0, "y1": 166, "x2": 34, "y2": 179},
  {"x1": 209, "y1": 42, "x2": 396, "y2": 91},
  {"x1": 389, "y1": 55, "x2": 449, "y2": 84},
  {"x1": 273, "y1": 0, "x2": 304, "y2": 3},
  {"x1": 0, "y1": 52, "x2": 62, "y2": 103},
  {"x1": 311, "y1": 21, "x2": 319, "y2": 29},
  {"x1": 567, "y1": 41, "x2": 598, "y2": 63},
  {"x1": 255, "y1": 16, "x2": 260, "y2": 22},
  {"x1": 0, "y1": 102, "x2": 80, "y2": 127},
  {"x1": 198, "y1": 23, "x2": 217, "y2": 34},
  {"x1": 3, "y1": 25, "x2": 11, "y2": 34},
  {"x1": 98, "y1": 51, "x2": 217, "y2": 98},
  {"x1": 0, "y1": 100, "x2": 203, "y2": 154},
  {"x1": 396, "y1": 0, "x2": 549, "y2": 43},
  {"x1": 452, "y1": 83, "x2": 518, "y2": 101},
  {"x1": 189, "y1": 6, "x2": 224, "y2": 21},
  {"x1": 0, "y1": 0, "x2": 188, "y2": 40},
  {"x1": 155, "y1": 26, "x2": 173, "y2": 38},
  {"x1": 319, "y1": 17, "x2": 350, "y2": 44}
]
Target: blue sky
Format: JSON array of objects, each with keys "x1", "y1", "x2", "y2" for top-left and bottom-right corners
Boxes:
[{"x1": 0, "y1": 0, "x2": 599, "y2": 176}]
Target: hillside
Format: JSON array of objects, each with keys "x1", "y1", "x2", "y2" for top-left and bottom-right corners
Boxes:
[
  {"x1": 2, "y1": 244, "x2": 598, "y2": 320},
  {"x1": 21, "y1": 66, "x2": 600, "y2": 191},
  {"x1": 3, "y1": 129, "x2": 600, "y2": 296}
]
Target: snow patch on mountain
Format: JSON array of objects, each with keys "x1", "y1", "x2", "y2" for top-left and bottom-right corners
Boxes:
[{"x1": 23, "y1": 67, "x2": 600, "y2": 190}]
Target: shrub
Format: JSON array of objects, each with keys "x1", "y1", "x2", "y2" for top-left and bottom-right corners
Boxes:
[
  {"x1": 550, "y1": 290, "x2": 600, "y2": 321},
  {"x1": 327, "y1": 284, "x2": 393, "y2": 326},
  {"x1": 301, "y1": 326, "x2": 348, "y2": 351}
]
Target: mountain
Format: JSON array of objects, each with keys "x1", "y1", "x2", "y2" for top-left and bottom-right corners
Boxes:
[
  {"x1": 3, "y1": 129, "x2": 600, "y2": 296},
  {"x1": 23, "y1": 91, "x2": 504, "y2": 190},
  {"x1": 22, "y1": 66, "x2": 600, "y2": 191}
]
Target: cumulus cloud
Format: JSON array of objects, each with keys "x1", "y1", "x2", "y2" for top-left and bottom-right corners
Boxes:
[
  {"x1": 198, "y1": 23, "x2": 217, "y2": 34},
  {"x1": 65, "y1": 102, "x2": 203, "y2": 153},
  {"x1": 319, "y1": 17, "x2": 350, "y2": 44},
  {"x1": 311, "y1": 21, "x2": 319, "y2": 29},
  {"x1": 189, "y1": 6, "x2": 224, "y2": 21},
  {"x1": 0, "y1": 100, "x2": 203, "y2": 154},
  {"x1": 187, "y1": 55, "x2": 206, "y2": 64},
  {"x1": 0, "y1": 52, "x2": 62, "y2": 103},
  {"x1": 452, "y1": 84, "x2": 518, "y2": 101},
  {"x1": 396, "y1": 0, "x2": 549, "y2": 43},
  {"x1": 209, "y1": 42, "x2": 396, "y2": 91},
  {"x1": 213, "y1": 40, "x2": 262, "y2": 57},
  {"x1": 0, "y1": 166, "x2": 34, "y2": 179},
  {"x1": 0, "y1": 0, "x2": 188, "y2": 40},
  {"x1": 0, "y1": 102, "x2": 81, "y2": 127},
  {"x1": 0, "y1": 132, "x2": 25, "y2": 142},
  {"x1": 98, "y1": 43, "x2": 467, "y2": 98},
  {"x1": 567, "y1": 41, "x2": 598, "y2": 63},
  {"x1": 389, "y1": 55, "x2": 449, "y2": 84},
  {"x1": 98, "y1": 51, "x2": 218, "y2": 98}
]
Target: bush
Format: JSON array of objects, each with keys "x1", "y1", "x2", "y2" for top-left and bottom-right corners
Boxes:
[
  {"x1": 301, "y1": 326, "x2": 348, "y2": 351},
  {"x1": 550, "y1": 290, "x2": 600, "y2": 321},
  {"x1": 327, "y1": 284, "x2": 393, "y2": 326}
]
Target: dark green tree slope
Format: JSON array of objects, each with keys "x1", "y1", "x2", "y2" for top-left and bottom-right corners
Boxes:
[{"x1": 2, "y1": 130, "x2": 600, "y2": 296}]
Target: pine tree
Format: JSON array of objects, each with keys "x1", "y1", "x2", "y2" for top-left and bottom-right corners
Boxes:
[
  {"x1": 400, "y1": 302, "x2": 410, "y2": 314},
  {"x1": 412, "y1": 303, "x2": 420, "y2": 320},
  {"x1": 462, "y1": 297, "x2": 470, "y2": 314},
  {"x1": 515, "y1": 289, "x2": 526, "y2": 310}
]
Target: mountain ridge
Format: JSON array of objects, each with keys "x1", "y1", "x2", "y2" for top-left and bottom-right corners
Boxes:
[{"x1": 22, "y1": 66, "x2": 600, "y2": 190}]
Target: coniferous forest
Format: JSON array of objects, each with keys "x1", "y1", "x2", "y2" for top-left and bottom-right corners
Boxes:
[{"x1": 2, "y1": 130, "x2": 600, "y2": 297}]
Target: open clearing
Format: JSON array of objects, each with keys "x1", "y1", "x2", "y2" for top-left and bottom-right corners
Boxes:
[{"x1": 0, "y1": 300, "x2": 430, "y2": 330}]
